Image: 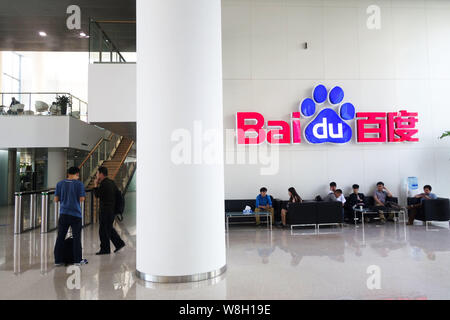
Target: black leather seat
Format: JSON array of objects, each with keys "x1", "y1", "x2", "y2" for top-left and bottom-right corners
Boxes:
[
  {"x1": 286, "y1": 202, "x2": 317, "y2": 226},
  {"x1": 407, "y1": 197, "x2": 450, "y2": 223},
  {"x1": 225, "y1": 196, "x2": 280, "y2": 225},
  {"x1": 285, "y1": 201, "x2": 343, "y2": 227}
]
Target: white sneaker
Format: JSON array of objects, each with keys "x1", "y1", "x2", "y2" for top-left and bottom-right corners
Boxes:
[{"x1": 74, "y1": 259, "x2": 88, "y2": 266}]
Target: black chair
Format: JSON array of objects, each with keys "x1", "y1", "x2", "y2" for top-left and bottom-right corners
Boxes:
[
  {"x1": 285, "y1": 201, "x2": 343, "y2": 231},
  {"x1": 286, "y1": 202, "x2": 317, "y2": 229},
  {"x1": 317, "y1": 201, "x2": 343, "y2": 227},
  {"x1": 408, "y1": 197, "x2": 450, "y2": 227}
]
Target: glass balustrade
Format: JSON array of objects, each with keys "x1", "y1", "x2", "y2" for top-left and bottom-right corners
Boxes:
[
  {"x1": 89, "y1": 19, "x2": 136, "y2": 64},
  {"x1": 0, "y1": 92, "x2": 88, "y2": 122}
]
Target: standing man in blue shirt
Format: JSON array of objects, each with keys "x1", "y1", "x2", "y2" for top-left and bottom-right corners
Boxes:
[
  {"x1": 255, "y1": 187, "x2": 274, "y2": 226},
  {"x1": 54, "y1": 167, "x2": 87, "y2": 266}
]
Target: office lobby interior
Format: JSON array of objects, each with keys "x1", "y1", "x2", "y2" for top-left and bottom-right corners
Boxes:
[{"x1": 0, "y1": 0, "x2": 450, "y2": 301}]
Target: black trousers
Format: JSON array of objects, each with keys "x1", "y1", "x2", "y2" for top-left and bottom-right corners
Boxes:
[
  {"x1": 54, "y1": 214, "x2": 82, "y2": 264},
  {"x1": 99, "y1": 208, "x2": 124, "y2": 253}
]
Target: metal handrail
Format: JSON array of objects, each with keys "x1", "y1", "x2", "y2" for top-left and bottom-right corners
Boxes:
[
  {"x1": 78, "y1": 133, "x2": 122, "y2": 186},
  {"x1": 78, "y1": 132, "x2": 114, "y2": 168},
  {"x1": 113, "y1": 140, "x2": 135, "y2": 179},
  {"x1": 89, "y1": 19, "x2": 127, "y2": 64},
  {"x1": 94, "y1": 21, "x2": 126, "y2": 63}
]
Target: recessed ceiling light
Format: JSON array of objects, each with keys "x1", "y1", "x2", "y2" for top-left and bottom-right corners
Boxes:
[{"x1": 38, "y1": 31, "x2": 47, "y2": 37}]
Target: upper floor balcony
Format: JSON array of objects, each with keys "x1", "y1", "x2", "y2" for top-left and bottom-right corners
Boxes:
[
  {"x1": 0, "y1": 92, "x2": 88, "y2": 122},
  {"x1": 0, "y1": 92, "x2": 106, "y2": 151}
]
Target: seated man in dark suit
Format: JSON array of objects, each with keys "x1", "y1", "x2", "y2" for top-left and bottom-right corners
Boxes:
[{"x1": 346, "y1": 184, "x2": 366, "y2": 222}]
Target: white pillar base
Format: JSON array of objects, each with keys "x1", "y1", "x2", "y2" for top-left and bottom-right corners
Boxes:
[{"x1": 136, "y1": 265, "x2": 226, "y2": 284}]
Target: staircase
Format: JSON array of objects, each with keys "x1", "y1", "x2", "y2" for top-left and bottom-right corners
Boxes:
[{"x1": 86, "y1": 137, "x2": 134, "y2": 190}]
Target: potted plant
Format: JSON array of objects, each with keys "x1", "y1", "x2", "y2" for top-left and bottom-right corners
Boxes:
[
  {"x1": 440, "y1": 131, "x2": 450, "y2": 139},
  {"x1": 56, "y1": 95, "x2": 71, "y2": 116}
]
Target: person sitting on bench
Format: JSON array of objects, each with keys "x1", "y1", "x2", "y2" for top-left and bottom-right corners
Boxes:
[
  {"x1": 346, "y1": 184, "x2": 366, "y2": 222},
  {"x1": 374, "y1": 181, "x2": 401, "y2": 223},
  {"x1": 280, "y1": 187, "x2": 302, "y2": 228},
  {"x1": 324, "y1": 182, "x2": 339, "y2": 202},
  {"x1": 255, "y1": 187, "x2": 274, "y2": 226},
  {"x1": 406, "y1": 185, "x2": 437, "y2": 225},
  {"x1": 334, "y1": 189, "x2": 345, "y2": 221}
]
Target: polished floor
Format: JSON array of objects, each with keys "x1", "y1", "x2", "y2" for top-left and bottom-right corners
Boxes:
[{"x1": 1, "y1": 192, "x2": 450, "y2": 300}]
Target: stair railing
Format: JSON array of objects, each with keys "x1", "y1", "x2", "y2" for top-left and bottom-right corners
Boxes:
[
  {"x1": 112, "y1": 140, "x2": 136, "y2": 193},
  {"x1": 79, "y1": 133, "x2": 122, "y2": 186},
  {"x1": 114, "y1": 160, "x2": 136, "y2": 193}
]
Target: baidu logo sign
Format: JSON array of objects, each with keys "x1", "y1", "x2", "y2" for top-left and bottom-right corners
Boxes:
[
  {"x1": 301, "y1": 85, "x2": 355, "y2": 144},
  {"x1": 236, "y1": 84, "x2": 419, "y2": 145}
]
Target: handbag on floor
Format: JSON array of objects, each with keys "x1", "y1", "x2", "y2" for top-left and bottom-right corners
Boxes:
[{"x1": 63, "y1": 227, "x2": 74, "y2": 265}]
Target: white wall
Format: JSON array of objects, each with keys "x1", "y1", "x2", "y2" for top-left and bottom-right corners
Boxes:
[
  {"x1": 0, "y1": 116, "x2": 106, "y2": 151},
  {"x1": 84, "y1": 0, "x2": 450, "y2": 201},
  {"x1": 222, "y1": 0, "x2": 450, "y2": 201},
  {"x1": 88, "y1": 64, "x2": 136, "y2": 123}
]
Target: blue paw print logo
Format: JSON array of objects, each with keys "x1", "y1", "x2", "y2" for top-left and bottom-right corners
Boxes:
[{"x1": 300, "y1": 84, "x2": 356, "y2": 144}]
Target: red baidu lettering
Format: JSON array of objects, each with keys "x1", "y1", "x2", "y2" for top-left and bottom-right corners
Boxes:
[
  {"x1": 236, "y1": 112, "x2": 291, "y2": 145},
  {"x1": 291, "y1": 112, "x2": 301, "y2": 144},
  {"x1": 236, "y1": 112, "x2": 266, "y2": 145},
  {"x1": 356, "y1": 112, "x2": 387, "y2": 143},
  {"x1": 387, "y1": 110, "x2": 419, "y2": 142},
  {"x1": 267, "y1": 120, "x2": 291, "y2": 144}
]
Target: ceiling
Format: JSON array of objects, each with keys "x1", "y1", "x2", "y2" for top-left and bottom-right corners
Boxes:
[
  {"x1": 0, "y1": 0, "x2": 136, "y2": 52},
  {"x1": 92, "y1": 122, "x2": 136, "y2": 141}
]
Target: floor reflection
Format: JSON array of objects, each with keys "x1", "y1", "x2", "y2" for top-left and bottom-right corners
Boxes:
[{"x1": 1, "y1": 198, "x2": 450, "y2": 299}]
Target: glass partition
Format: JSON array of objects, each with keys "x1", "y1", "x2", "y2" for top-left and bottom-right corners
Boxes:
[
  {"x1": 114, "y1": 156, "x2": 136, "y2": 192},
  {"x1": 89, "y1": 19, "x2": 136, "y2": 64},
  {"x1": 47, "y1": 193, "x2": 58, "y2": 232}
]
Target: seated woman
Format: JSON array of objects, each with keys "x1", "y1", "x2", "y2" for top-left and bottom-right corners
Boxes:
[{"x1": 280, "y1": 187, "x2": 302, "y2": 228}]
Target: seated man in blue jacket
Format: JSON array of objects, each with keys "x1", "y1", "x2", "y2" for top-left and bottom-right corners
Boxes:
[{"x1": 255, "y1": 187, "x2": 274, "y2": 226}]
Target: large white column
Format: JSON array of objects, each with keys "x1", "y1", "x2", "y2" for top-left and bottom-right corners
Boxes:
[
  {"x1": 136, "y1": 0, "x2": 226, "y2": 282},
  {"x1": 47, "y1": 150, "x2": 66, "y2": 188}
]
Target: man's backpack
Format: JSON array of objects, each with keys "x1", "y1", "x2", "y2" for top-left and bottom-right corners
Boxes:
[{"x1": 115, "y1": 186, "x2": 125, "y2": 221}]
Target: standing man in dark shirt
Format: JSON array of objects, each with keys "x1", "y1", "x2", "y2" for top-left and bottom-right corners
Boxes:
[
  {"x1": 54, "y1": 167, "x2": 88, "y2": 266},
  {"x1": 94, "y1": 166, "x2": 125, "y2": 255}
]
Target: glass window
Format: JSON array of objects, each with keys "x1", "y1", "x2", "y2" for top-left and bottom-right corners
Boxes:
[{"x1": 1, "y1": 52, "x2": 23, "y2": 102}]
